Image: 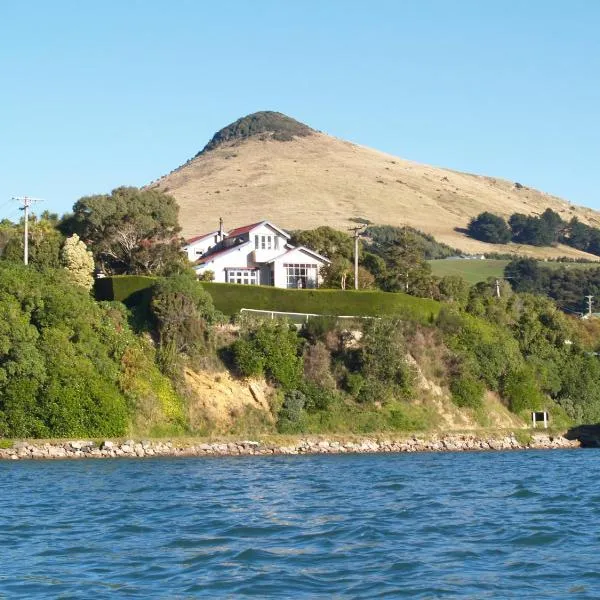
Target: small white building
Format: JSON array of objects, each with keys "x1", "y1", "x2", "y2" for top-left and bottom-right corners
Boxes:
[{"x1": 185, "y1": 220, "x2": 330, "y2": 288}]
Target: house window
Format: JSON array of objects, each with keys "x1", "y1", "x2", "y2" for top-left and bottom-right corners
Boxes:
[
  {"x1": 284, "y1": 263, "x2": 318, "y2": 289},
  {"x1": 226, "y1": 268, "x2": 258, "y2": 285},
  {"x1": 274, "y1": 236, "x2": 279, "y2": 250},
  {"x1": 255, "y1": 235, "x2": 259, "y2": 250},
  {"x1": 261, "y1": 236, "x2": 266, "y2": 250},
  {"x1": 266, "y1": 236, "x2": 272, "y2": 250}
]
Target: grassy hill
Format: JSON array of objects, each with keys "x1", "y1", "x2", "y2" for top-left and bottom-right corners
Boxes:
[{"x1": 148, "y1": 111, "x2": 600, "y2": 261}]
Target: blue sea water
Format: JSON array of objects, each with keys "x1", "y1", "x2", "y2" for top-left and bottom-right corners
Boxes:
[{"x1": 0, "y1": 449, "x2": 599, "y2": 598}]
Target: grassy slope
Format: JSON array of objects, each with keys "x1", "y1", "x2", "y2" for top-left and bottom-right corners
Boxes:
[
  {"x1": 429, "y1": 259, "x2": 509, "y2": 284},
  {"x1": 149, "y1": 132, "x2": 600, "y2": 261},
  {"x1": 430, "y1": 258, "x2": 600, "y2": 285}
]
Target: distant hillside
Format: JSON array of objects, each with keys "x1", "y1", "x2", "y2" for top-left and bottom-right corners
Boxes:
[{"x1": 149, "y1": 111, "x2": 600, "y2": 260}]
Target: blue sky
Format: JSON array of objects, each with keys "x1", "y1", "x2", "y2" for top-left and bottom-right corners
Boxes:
[{"x1": 1, "y1": 0, "x2": 598, "y2": 220}]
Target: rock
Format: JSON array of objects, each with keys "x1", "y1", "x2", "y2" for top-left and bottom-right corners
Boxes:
[{"x1": 100, "y1": 441, "x2": 114, "y2": 450}]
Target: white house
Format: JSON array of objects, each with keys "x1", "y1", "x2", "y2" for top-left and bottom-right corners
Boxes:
[
  {"x1": 182, "y1": 218, "x2": 228, "y2": 261},
  {"x1": 186, "y1": 220, "x2": 330, "y2": 288}
]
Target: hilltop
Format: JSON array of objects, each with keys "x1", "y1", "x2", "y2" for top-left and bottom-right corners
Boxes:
[{"x1": 149, "y1": 111, "x2": 600, "y2": 260}]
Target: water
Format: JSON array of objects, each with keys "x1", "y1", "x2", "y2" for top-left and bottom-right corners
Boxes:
[{"x1": 0, "y1": 450, "x2": 599, "y2": 598}]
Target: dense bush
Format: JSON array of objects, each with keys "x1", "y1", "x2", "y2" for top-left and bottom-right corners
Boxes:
[
  {"x1": 233, "y1": 320, "x2": 303, "y2": 389},
  {"x1": 450, "y1": 376, "x2": 485, "y2": 409},
  {"x1": 467, "y1": 212, "x2": 511, "y2": 244}
]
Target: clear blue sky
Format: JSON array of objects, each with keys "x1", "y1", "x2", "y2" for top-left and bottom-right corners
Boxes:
[{"x1": 1, "y1": 0, "x2": 598, "y2": 220}]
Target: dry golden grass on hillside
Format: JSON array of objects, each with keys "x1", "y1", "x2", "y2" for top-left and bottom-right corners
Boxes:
[{"x1": 150, "y1": 131, "x2": 600, "y2": 260}]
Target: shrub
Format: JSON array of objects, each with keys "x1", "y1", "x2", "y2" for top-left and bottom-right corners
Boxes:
[
  {"x1": 503, "y1": 368, "x2": 544, "y2": 413},
  {"x1": 233, "y1": 320, "x2": 303, "y2": 390},
  {"x1": 303, "y1": 342, "x2": 335, "y2": 388},
  {"x1": 450, "y1": 376, "x2": 485, "y2": 409},
  {"x1": 277, "y1": 390, "x2": 306, "y2": 432}
]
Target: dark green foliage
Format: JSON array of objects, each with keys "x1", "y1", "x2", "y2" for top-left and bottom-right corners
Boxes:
[
  {"x1": 199, "y1": 111, "x2": 313, "y2": 155},
  {"x1": 150, "y1": 275, "x2": 220, "y2": 369},
  {"x1": 450, "y1": 376, "x2": 485, "y2": 409},
  {"x1": 0, "y1": 263, "x2": 133, "y2": 437},
  {"x1": 1, "y1": 216, "x2": 64, "y2": 269},
  {"x1": 502, "y1": 368, "x2": 544, "y2": 413},
  {"x1": 505, "y1": 258, "x2": 600, "y2": 313},
  {"x1": 467, "y1": 212, "x2": 511, "y2": 243},
  {"x1": 466, "y1": 208, "x2": 600, "y2": 255},
  {"x1": 365, "y1": 225, "x2": 459, "y2": 259},
  {"x1": 356, "y1": 319, "x2": 414, "y2": 403},
  {"x1": 290, "y1": 226, "x2": 354, "y2": 260},
  {"x1": 62, "y1": 186, "x2": 184, "y2": 275},
  {"x1": 95, "y1": 275, "x2": 158, "y2": 304},
  {"x1": 278, "y1": 390, "x2": 306, "y2": 428},
  {"x1": 233, "y1": 320, "x2": 303, "y2": 389},
  {"x1": 201, "y1": 282, "x2": 441, "y2": 323}
]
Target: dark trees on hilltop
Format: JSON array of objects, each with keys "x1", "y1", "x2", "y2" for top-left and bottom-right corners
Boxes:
[
  {"x1": 467, "y1": 208, "x2": 600, "y2": 256},
  {"x1": 467, "y1": 212, "x2": 511, "y2": 244}
]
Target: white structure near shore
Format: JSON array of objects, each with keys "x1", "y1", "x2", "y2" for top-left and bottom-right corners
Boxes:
[{"x1": 183, "y1": 220, "x2": 330, "y2": 288}]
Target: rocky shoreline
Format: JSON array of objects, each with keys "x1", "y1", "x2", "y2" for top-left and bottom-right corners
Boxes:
[{"x1": 0, "y1": 432, "x2": 580, "y2": 461}]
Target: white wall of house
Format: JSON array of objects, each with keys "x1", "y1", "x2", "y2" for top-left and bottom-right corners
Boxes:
[
  {"x1": 272, "y1": 247, "x2": 327, "y2": 289},
  {"x1": 184, "y1": 232, "x2": 222, "y2": 262},
  {"x1": 195, "y1": 242, "x2": 254, "y2": 283},
  {"x1": 249, "y1": 223, "x2": 288, "y2": 263}
]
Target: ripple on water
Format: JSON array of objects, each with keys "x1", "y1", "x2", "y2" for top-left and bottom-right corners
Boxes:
[{"x1": 0, "y1": 450, "x2": 599, "y2": 598}]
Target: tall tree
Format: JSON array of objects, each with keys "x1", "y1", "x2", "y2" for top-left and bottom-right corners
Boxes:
[{"x1": 62, "y1": 186, "x2": 183, "y2": 275}]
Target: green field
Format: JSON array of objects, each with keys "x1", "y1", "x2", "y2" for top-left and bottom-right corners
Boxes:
[
  {"x1": 428, "y1": 259, "x2": 509, "y2": 284},
  {"x1": 429, "y1": 258, "x2": 600, "y2": 285}
]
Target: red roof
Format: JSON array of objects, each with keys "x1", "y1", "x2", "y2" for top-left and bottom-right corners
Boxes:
[
  {"x1": 186, "y1": 231, "x2": 219, "y2": 245},
  {"x1": 226, "y1": 221, "x2": 264, "y2": 238},
  {"x1": 195, "y1": 241, "x2": 251, "y2": 265}
]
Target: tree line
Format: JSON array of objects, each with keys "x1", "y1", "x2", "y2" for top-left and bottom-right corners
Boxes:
[{"x1": 467, "y1": 208, "x2": 600, "y2": 255}]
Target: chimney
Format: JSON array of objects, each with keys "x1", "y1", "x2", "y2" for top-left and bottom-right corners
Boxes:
[{"x1": 219, "y1": 216, "x2": 224, "y2": 241}]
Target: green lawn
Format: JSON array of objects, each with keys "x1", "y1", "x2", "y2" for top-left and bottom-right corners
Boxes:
[
  {"x1": 428, "y1": 259, "x2": 509, "y2": 284},
  {"x1": 429, "y1": 258, "x2": 600, "y2": 285}
]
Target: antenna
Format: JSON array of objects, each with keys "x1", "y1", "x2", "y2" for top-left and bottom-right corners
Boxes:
[{"x1": 12, "y1": 196, "x2": 43, "y2": 265}]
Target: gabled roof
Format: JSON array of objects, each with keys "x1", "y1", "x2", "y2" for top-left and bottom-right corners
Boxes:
[
  {"x1": 185, "y1": 230, "x2": 223, "y2": 246},
  {"x1": 195, "y1": 240, "x2": 252, "y2": 266},
  {"x1": 227, "y1": 220, "x2": 290, "y2": 239},
  {"x1": 266, "y1": 245, "x2": 330, "y2": 264}
]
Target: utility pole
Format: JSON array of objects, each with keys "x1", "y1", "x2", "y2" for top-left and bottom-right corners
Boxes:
[
  {"x1": 348, "y1": 225, "x2": 366, "y2": 290},
  {"x1": 586, "y1": 295, "x2": 594, "y2": 318},
  {"x1": 12, "y1": 196, "x2": 42, "y2": 265}
]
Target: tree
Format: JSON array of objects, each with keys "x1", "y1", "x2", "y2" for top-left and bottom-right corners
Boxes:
[
  {"x1": 60, "y1": 234, "x2": 95, "y2": 290},
  {"x1": 62, "y1": 186, "x2": 182, "y2": 275},
  {"x1": 2, "y1": 215, "x2": 64, "y2": 268},
  {"x1": 150, "y1": 275, "x2": 219, "y2": 359},
  {"x1": 467, "y1": 212, "x2": 511, "y2": 244},
  {"x1": 379, "y1": 231, "x2": 432, "y2": 294},
  {"x1": 290, "y1": 226, "x2": 354, "y2": 260}
]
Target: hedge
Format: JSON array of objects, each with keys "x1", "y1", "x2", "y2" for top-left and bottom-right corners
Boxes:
[
  {"x1": 94, "y1": 275, "x2": 157, "y2": 306},
  {"x1": 95, "y1": 277, "x2": 441, "y2": 323},
  {"x1": 201, "y1": 283, "x2": 440, "y2": 322}
]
